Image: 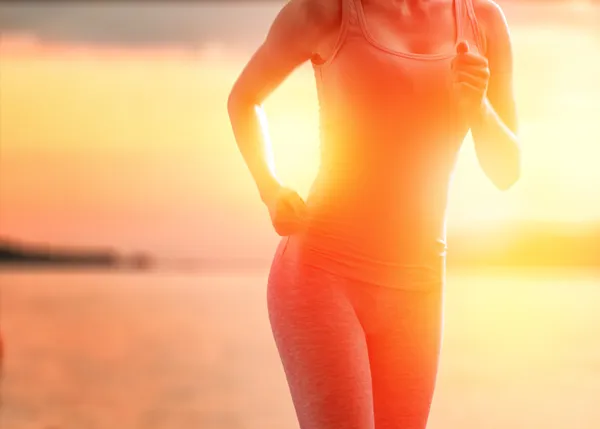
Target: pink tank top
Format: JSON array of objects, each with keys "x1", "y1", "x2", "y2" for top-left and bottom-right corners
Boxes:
[{"x1": 291, "y1": 0, "x2": 485, "y2": 289}]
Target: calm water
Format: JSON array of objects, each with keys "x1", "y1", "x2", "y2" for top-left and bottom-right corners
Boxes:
[{"x1": 1, "y1": 268, "x2": 599, "y2": 429}]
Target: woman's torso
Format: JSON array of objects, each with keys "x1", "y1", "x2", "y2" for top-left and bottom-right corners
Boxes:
[{"x1": 286, "y1": 0, "x2": 484, "y2": 289}]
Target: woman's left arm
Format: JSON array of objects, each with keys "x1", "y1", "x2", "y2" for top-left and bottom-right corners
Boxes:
[{"x1": 457, "y1": 0, "x2": 521, "y2": 191}]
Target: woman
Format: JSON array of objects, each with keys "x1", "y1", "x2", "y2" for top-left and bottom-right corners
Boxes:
[{"x1": 228, "y1": 0, "x2": 520, "y2": 428}]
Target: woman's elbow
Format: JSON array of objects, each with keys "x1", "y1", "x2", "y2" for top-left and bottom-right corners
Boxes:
[
  {"x1": 494, "y1": 172, "x2": 519, "y2": 191},
  {"x1": 227, "y1": 89, "x2": 242, "y2": 119},
  {"x1": 227, "y1": 87, "x2": 257, "y2": 122},
  {"x1": 492, "y1": 158, "x2": 521, "y2": 191}
]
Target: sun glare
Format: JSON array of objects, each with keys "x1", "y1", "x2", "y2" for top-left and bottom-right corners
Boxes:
[{"x1": 1, "y1": 18, "x2": 600, "y2": 247}]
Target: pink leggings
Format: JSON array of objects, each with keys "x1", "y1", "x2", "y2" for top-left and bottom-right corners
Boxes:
[{"x1": 267, "y1": 237, "x2": 444, "y2": 429}]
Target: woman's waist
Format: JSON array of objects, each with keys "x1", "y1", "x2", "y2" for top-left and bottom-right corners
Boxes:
[{"x1": 299, "y1": 207, "x2": 447, "y2": 259}]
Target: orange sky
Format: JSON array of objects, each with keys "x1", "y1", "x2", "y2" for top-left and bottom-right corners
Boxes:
[{"x1": 1, "y1": 21, "x2": 600, "y2": 259}]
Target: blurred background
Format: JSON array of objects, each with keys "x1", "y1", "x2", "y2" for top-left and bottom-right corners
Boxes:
[{"x1": 0, "y1": 1, "x2": 599, "y2": 428}]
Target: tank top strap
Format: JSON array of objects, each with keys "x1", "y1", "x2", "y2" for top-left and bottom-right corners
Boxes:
[
  {"x1": 455, "y1": 0, "x2": 486, "y2": 55},
  {"x1": 344, "y1": 0, "x2": 364, "y2": 37}
]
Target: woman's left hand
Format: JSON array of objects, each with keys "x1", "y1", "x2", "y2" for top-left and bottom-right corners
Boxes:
[{"x1": 451, "y1": 40, "x2": 490, "y2": 122}]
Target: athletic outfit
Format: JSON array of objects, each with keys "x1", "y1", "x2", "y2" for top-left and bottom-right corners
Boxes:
[{"x1": 267, "y1": 0, "x2": 484, "y2": 427}]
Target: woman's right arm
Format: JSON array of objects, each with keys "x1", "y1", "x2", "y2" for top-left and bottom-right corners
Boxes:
[{"x1": 227, "y1": 0, "x2": 340, "y2": 205}]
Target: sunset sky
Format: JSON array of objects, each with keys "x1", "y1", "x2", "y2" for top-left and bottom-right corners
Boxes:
[{"x1": 1, "y1": 2, "x2": 600, "y2": 259}]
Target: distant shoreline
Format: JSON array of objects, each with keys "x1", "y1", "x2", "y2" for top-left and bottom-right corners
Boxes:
[
  {"x1": 0, "y1": 239, "x2": 153, "y2": 271},
  {"x1": 1, "y1": 222, "x2": 599, "y2": 273}
]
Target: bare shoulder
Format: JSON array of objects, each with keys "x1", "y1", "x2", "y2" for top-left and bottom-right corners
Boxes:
[
  {"x1": 472, "y1": 0, "x2": 512, "y2": 72},
  {"x1": 472, "y1": 0, "x2": 511, "y2": 45},
  {"x1": 300, "y1": 0, "x2": 342, "y2": 30},
  {"x1": 228, "y1": 0, "x2": 342, "y2": 105}
]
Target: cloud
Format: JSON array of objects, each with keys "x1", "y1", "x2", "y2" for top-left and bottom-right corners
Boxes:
[{"x1": 0, "y1": 2, "x2": 281, "y2": 47}]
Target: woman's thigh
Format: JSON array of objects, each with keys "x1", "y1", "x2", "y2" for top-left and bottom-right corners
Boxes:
[
  {"x1": 267, "y1": 237, "x2": 375, "y2": 429},
  {"x1": 357, "y1": 285, "x2": 444, "y2": 429}
]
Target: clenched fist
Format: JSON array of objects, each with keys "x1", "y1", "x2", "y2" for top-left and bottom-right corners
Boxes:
[
  {"x1": 451, "y1": 40, "x2": 490, "y2": 122},
  {"x1": 263, "y1": 185, "x2": 307, "y2": 236}
]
